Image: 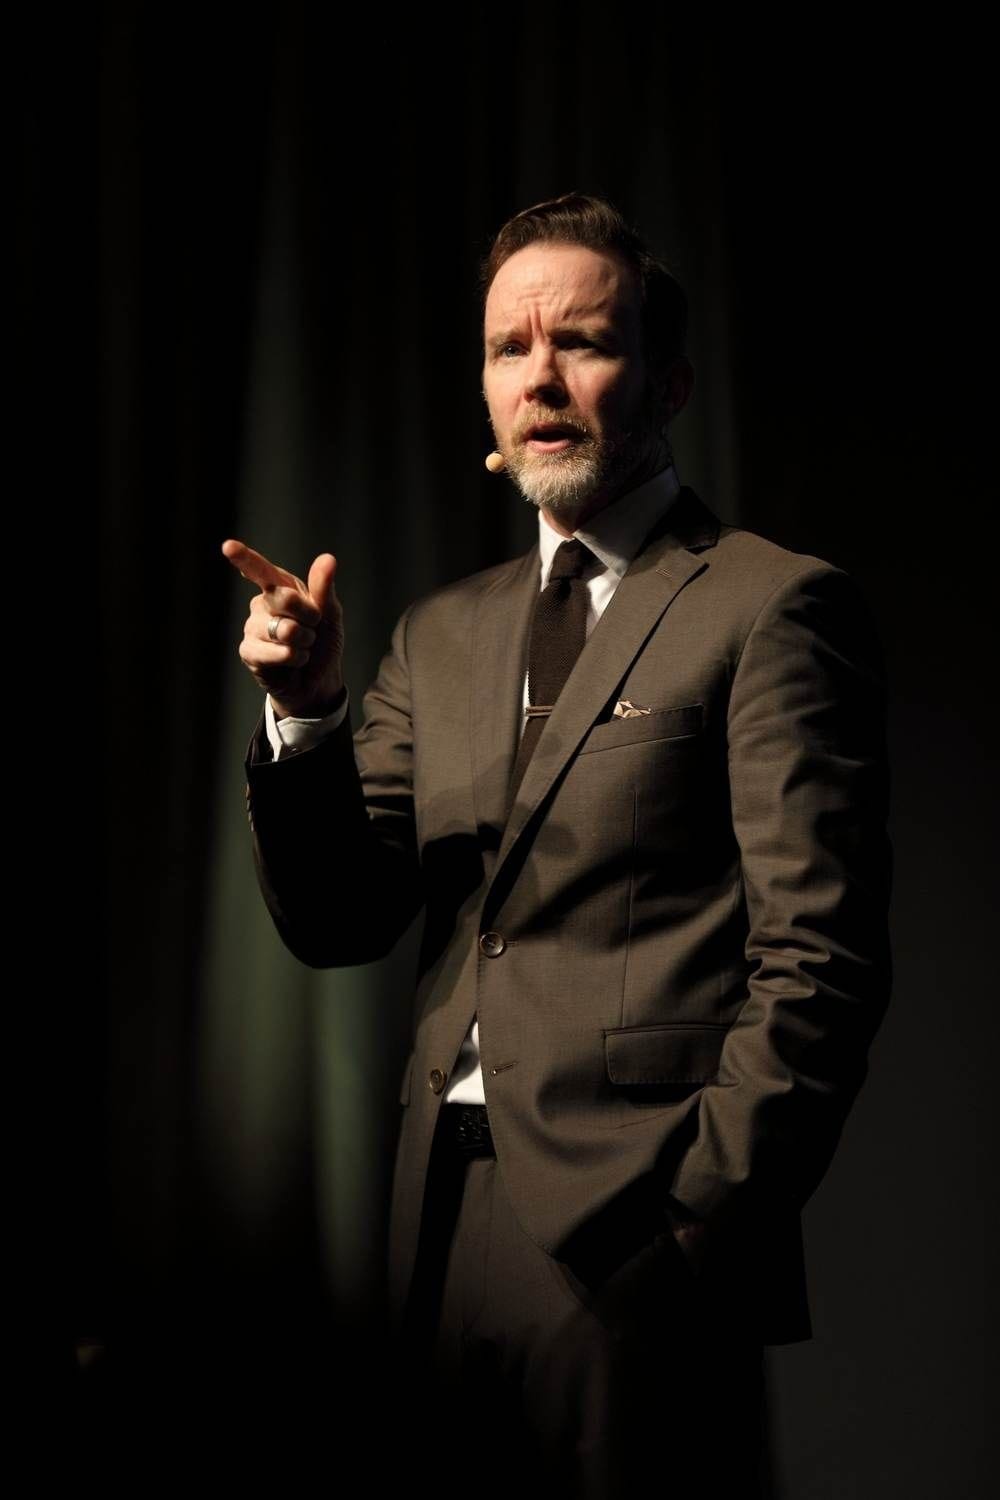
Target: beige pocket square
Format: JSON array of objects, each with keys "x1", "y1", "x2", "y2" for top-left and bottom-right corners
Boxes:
[{"x1": 613, "y1": 699, "x2": 652, "y2": 719}]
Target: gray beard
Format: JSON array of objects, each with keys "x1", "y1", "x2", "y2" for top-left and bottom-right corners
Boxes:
[
  {"x1": 510, "y1": 444, "x2": 607, "y2": 517},
  {"x1": 509, "y1": 411, "x2": 668, "y2": 525}
]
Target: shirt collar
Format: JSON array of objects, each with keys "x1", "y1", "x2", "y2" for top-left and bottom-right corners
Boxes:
[{"x1": 537, "y1": 463, "x2": 682, "y2": 587}]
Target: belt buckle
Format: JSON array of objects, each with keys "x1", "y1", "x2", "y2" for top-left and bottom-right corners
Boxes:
[{"x1": 452, "y1": 1104, "x2": 492, "y2": 1158}]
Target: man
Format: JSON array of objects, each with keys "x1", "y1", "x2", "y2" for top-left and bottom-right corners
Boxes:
[{"x1": 223, "y1": 193, "x2": 892, "y2": 1497}]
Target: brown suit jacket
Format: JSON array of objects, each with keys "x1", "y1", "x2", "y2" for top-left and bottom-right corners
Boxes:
[{"x1": 244, "y1": 486, "x2": 893, "y2": 1345}]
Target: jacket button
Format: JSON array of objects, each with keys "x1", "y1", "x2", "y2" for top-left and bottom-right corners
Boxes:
[
  {"x1": 479, "y1": 931, "x2": 506, "y2": 957},
  {"x1": 428, "y1": 1068, "x2": 447, "y2": 1094}
]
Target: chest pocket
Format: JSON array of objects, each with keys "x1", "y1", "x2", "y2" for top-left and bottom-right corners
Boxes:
[{"x1": 577, "y1": 701, "x2": 703, "y2": 755}]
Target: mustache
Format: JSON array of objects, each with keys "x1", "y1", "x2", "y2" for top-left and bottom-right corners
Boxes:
[{"x1": 513, "y1": 412, "x2": 593, "y2": 444}]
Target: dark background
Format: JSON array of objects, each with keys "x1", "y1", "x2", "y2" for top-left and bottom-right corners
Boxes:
[{"x1": 25, "y1": 6, "x2": 991, "y2": 1493}]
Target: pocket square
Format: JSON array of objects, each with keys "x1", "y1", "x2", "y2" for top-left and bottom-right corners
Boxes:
[{"x1": 613, "y1": 699, "x2": 652, "y2": 719}]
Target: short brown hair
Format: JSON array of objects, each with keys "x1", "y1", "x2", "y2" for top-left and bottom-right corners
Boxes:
[{"x1": 479, "y1": 192, "x2": 688, "y2": 380}]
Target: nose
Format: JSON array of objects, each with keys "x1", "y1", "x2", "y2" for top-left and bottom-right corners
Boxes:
[{"x1": 523, "y1": 343, "x2": 568, "y2": 407}]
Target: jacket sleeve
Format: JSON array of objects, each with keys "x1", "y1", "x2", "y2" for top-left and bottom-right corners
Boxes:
[
  {"x1": 244, "y1": 601, "x2": 425, "y2": 967},
  {"x1": 668, "y1": 562, "x2": 893, "y2": 1231}
]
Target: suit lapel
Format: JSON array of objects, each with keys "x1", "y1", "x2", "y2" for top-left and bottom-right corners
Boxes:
[
  {"x1": 469, "y1": 542, "x2": 541, "y2": 861},
  {"x1": 485, "y1": 486, "x2": 721, "y2": 890}
]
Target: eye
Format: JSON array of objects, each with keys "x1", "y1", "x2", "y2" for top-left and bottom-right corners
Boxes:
[{"x1": 498, "y1": 343, "x2": 523, "y2": 358}]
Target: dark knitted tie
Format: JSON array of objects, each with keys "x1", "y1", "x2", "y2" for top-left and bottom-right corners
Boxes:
[{"x1": 507, "y1": 537, "x2": 595, "y2": 811}]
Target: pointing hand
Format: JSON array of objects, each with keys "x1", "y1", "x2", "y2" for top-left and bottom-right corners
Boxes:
[{"x1": 222, "y1": 539, "x2": 345, "y2": 719}]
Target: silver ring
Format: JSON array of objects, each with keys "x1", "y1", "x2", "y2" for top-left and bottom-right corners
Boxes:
[{"x1": 267, "y1": 615, "x2": 281, "y2": 642}]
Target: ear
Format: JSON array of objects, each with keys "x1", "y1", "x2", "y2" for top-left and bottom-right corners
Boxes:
[{"x1": 662, "y1": 355, "x2": 695, "y2": 420}]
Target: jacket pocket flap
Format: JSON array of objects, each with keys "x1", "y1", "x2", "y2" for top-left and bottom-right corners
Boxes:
[{"x1": 604, "y1": 1022, "x2": 730, "y2": 1085}]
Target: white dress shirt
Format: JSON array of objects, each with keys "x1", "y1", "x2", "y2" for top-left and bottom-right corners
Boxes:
[{"x1": 265, "y1": 463, "x2": 682, "y2": 1102}]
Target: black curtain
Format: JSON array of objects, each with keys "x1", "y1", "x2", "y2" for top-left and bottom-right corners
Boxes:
[{"x1": 25, "y1": 7, "x2": 990, "y2": 1493}]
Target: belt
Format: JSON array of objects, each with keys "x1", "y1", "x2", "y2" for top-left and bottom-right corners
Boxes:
[{"x1": 441, "y1": 1103, "x2": 496, "y2": 1160}]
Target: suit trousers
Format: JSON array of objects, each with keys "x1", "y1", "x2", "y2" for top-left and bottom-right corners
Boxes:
[{"x1": 387, "y1": 1106, "x2": 773, "y2": 1499}]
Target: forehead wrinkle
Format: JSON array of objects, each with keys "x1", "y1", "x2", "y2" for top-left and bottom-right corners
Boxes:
[{"x1": 484, "y1": 246, "x2": 636, "y2": 336}]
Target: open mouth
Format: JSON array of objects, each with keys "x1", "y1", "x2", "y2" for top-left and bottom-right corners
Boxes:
[{"x1": 523, "y1": 423, "x2": 584, "y2": 453}]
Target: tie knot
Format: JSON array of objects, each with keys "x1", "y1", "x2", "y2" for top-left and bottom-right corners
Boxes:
[{"x1": 548, "y1": 538, "x2": 595, "y2": 584}]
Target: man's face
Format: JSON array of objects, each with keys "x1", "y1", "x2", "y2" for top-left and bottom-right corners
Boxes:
[{"x1": 482, "y1": 242, "x2": 666, "y2": 526}]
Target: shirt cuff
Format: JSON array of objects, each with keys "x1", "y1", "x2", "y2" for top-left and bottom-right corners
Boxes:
[{"x1": 265, "y1": 689, "x2": 350, "y2": 760}]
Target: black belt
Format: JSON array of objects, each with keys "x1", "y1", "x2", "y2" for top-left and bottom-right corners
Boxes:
[{"x1": 441, "y1": 1103, "x2": 496, "y2": 1160}]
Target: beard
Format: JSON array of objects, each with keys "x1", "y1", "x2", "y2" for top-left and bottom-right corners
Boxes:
[{"x1": 499, "y1": 380, "x2": 669, "y2": 524}]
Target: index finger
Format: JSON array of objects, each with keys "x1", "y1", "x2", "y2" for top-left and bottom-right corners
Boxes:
[{"x1": 221, "y1": 538, "x2": 303, "y2": 595}]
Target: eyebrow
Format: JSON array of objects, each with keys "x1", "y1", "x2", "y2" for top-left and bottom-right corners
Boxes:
[{"x1": 485, "y1": 323, "x2": 615, "y2": 354}]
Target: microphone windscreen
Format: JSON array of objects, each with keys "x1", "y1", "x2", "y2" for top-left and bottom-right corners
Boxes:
[{"x1": 485, "y1": 451, "x2": 506, "y2": 473}]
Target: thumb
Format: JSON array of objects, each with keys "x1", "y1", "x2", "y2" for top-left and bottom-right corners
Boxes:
[{"x1": 307, "y1": 553, "x2": 338, "y2": 616}]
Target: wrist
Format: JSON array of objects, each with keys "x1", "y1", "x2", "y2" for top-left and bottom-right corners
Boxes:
[
  {"x1": 271, "y1": 682, "x2": 346, "y2": 721},
  {"x1": 672, "y1": 1219, "x2": 709, "y2": 1271}
]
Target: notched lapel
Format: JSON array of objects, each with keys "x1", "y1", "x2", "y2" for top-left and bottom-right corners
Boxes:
[
  {"x1": 490, "y1": 487, "x2": 721, "y2": 885},
  {"x1": 469, "y1": 544, "x2": 540, "y2": 859}
]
